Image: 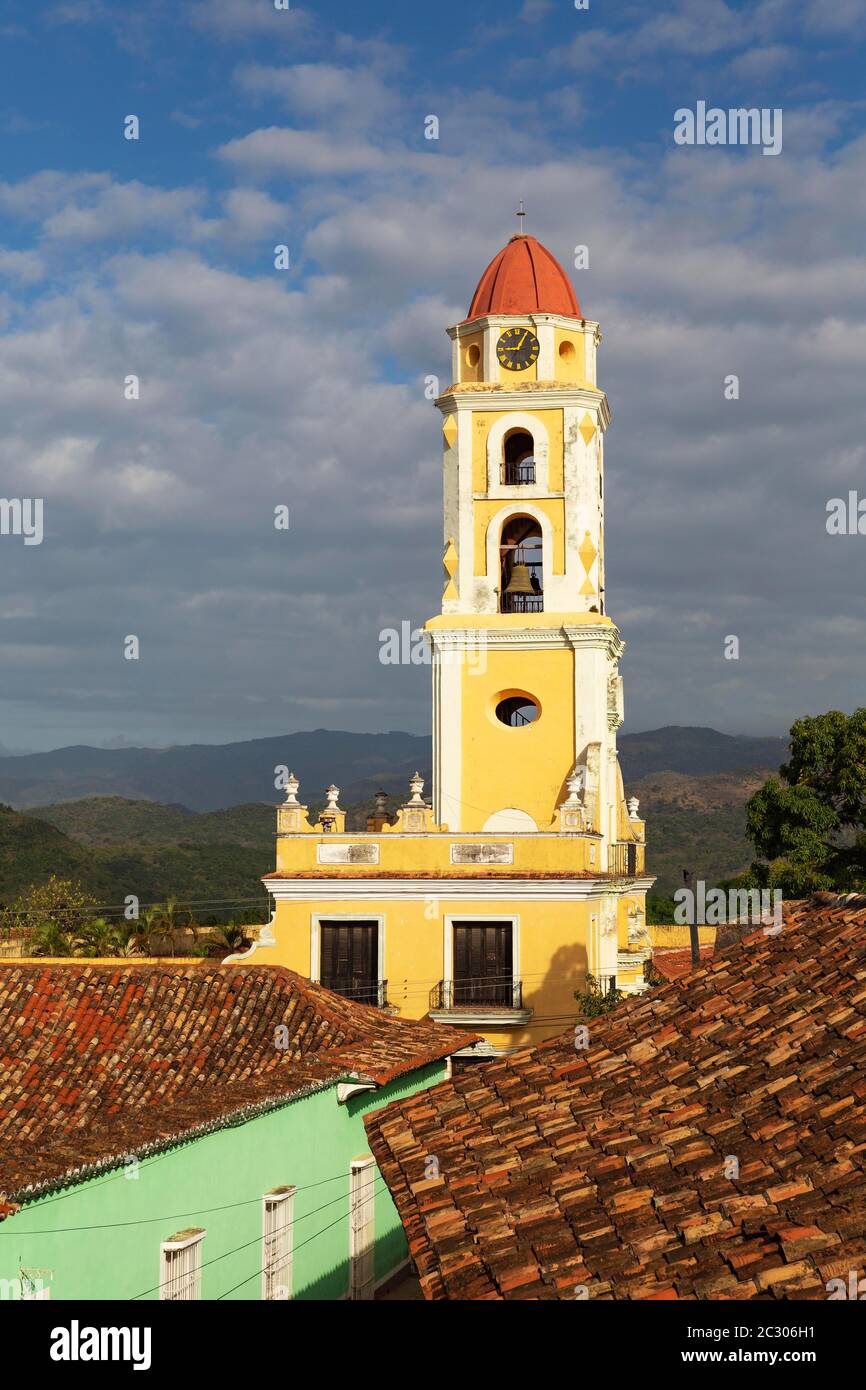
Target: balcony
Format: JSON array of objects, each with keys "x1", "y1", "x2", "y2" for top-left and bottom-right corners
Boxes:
[
  {"x1": 428, "y1": 977, "x2": 532, "y2": 1027},
  {"x1": 503, "y1": 459, "x2": 536, "y2": 486},
  {"x1": 608, "y1": 842, "x2": 639, "y2": 876},
  {"x1": 321, "y1": 978, "x2": 389, "y2": 1009},
  {"x1": 595, "y1": 972, "x2": 619, "y2": 996}
]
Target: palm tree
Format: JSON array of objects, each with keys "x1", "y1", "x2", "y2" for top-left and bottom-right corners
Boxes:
[
  {"x1": 76, "y1": 917, "x2": 130, "y2": 958},
  {"x1": 153, "y1": 897, "x2": 193, "y2": 956},
  {"x1": 30, "y1": 920, "x2": 75, "y2": 957}
]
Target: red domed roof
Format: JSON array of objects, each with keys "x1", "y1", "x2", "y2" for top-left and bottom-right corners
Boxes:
[{"x1": 464, "y1": 234, "x2": 582, "y2": 322}]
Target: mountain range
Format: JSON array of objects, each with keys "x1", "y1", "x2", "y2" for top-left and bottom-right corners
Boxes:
[
  {"x1": 0, "y1": 726, "x2": 787, "y2": 913},
  {"x1": 0, "y1": 725, "x2": 787, "y2": 813}
]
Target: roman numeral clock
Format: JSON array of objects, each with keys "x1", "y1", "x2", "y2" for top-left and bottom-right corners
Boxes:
[{"x1": 496, "y1": 326, "x2": 540, "y2": 371}]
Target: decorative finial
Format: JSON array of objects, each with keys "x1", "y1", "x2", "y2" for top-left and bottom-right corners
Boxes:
[
  {"x1": 374, "y1": 790, "x2": 388, "y2": 817},
  {"x1": 563, "y1": 767, "x2": 585, "y2": 807},
  {"x1": 325, "y1": 784, "x2": 341, "y2": 812},
  {"x1": 516, "y1": 198, "x2": 526, "y2": 236},
  {"x1": 627, "y1": 796, "x2": 640, "y2": 821},
  {"x1": 284, "y1": 772, "x2": 300, "y2": 805},
  {"x1": 408, "y1": 772, "x2": 425, "y2": 806}
]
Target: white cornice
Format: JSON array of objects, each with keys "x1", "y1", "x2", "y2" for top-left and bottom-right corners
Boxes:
[
  {"x1": 436, "y1": 386, "x2": 611, "y2": 427},
  {"x1": 447, "y1": 314, "x2": 600, "y2": 338},
  {"x1": 427, "y1": 623, "x2": 623, "y2": 656},
  {"x1": 263, "y1": 877, "x2": 646, "y2": 902}
]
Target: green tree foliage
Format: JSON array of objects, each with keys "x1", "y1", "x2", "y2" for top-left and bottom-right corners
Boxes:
[
  {"x1": 3, "y1": 875, "x2": 95, "y2": 939},
  {"x1": 574, "y1": 973, "x2": 625, "y2": 1017},
  {"x1": 742, "y1": 709, "x2": 866, "y2": 895},
  {"x1": 646, "y1": 894, "x2": 678, "y2": 924}
]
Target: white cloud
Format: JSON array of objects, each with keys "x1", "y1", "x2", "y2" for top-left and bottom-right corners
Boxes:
[
  {"x1": 235, "y1": 62, "x2": 396, "y2": 129},
  {"x1": 41, "y1": 181, "x2": 204, "y2": 243},
  {"x1": 2, "y1": 43, "x2": 866, "y2": 747},
  {"x1": 217, "y1": 126, "x2": 433, "y2": 176},
  {"x1": 188, "y1": 0, "x2": 313, "y2": 40},
  {"x1": 0, "y1": 247, "x2": 45, "y2": 284}
]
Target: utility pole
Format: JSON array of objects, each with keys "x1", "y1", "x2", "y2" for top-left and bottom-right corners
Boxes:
[{"x1": 683, "y1": 868, "x2": 700, "y2": 968}]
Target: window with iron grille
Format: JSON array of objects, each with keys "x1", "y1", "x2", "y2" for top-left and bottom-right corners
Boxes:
[
  {"x1": 319, "y1": 921, "x2": 379, "y2": 1004},
  {"x1": 262, "y1": 1187, "x2": 295, "y2": 1301},
  {"x1": 160, "y1": 1229, "x2": 205, "y2": 1301}
]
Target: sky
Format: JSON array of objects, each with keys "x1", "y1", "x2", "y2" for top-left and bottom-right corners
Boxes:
[{"x1": 1, "y1": 0, "x2": 865, "y2": 753}]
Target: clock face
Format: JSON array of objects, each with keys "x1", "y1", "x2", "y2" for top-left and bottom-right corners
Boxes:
[{"x1": 497, "y1": 327, "x2": 540, "y2": 372}]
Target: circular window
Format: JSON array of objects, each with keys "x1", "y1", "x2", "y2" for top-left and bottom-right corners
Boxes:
[
  {"x1": 495, "y1": 695, "x2": 540, "y2": 727},
  {"x1": 558, "y1": 340, "x2": 576, "y2": 361},
  {"x1": 466, "y1": 344, "x2": 481, "y2": 367}
]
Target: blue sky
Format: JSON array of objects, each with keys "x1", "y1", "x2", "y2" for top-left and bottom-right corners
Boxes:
[{"x1": 1, "y1": 0, "x2": 866, "y2": 752}]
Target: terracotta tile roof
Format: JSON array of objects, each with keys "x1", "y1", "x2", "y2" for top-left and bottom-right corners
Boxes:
[
  {"x1": 652, "y1": 946, "x2": 715, "y2": 980},
  {"x1": 463, "y1": 234, "x2": 582, "y2": 322},
  {"x1": 365, "y1": 895, "x2": 866, "y2": 1300},
  {"x1": 0, "y1": 963, "x2": 473, "y2": 1205}
]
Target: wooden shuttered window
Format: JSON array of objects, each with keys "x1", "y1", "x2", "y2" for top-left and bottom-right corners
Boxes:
[
  {"x1": 452, "y1": 922, "x2": 514, "y2": 1006},
  {"x1": 320, "y1": 922, "x2": 378, "y2": 1004}
]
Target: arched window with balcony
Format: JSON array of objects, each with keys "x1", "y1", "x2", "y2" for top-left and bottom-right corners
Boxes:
[
  {"x1": 499, "y1": 516, "x2": 543, "y2": 613},
  {"x1": 501, "y1": 430, "x2": 536, "y2": 486}
]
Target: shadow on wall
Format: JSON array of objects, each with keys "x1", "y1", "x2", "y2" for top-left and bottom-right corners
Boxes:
[
  {"x1": 290, "y1": 1203, "x2": 408, "y2": 1302},
  {"x1": 530, "y1": 939, "x2": 589, "y2": 1031}
]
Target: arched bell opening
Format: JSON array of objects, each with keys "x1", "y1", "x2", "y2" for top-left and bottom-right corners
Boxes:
[
  {"x1": 501, "y1": 429, "x2": 536, "y2": 486},
  {"x1": 499, "y1": 516, "x2": 543, "y2": 613}
]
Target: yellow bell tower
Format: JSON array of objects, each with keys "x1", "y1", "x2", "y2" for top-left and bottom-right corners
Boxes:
[
  {"x1": 427, "y1": 231, "x2": 626, "y2": 861},
  {"x1": 252, "y1": 224, "x2": 654, "y2": 1057}
]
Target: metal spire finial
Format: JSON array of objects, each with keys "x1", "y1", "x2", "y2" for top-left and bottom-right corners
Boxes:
[{"x1": 516, "y1": 198, "x2": 526, "y2": 235}]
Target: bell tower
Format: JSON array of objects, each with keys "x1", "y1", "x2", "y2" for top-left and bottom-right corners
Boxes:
[{"x1": 426, "y1": 231, "x2": 627, "y2": 857}]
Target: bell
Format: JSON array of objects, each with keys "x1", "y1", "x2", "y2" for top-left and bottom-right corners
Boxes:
[{"x1": 504, "y1": 562, "x2": 535, "y2": 596}]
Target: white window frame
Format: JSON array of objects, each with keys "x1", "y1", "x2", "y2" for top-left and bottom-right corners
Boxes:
[
  {"x1": 262, "y1": 1187, "x2": 295, "y2": 1301},
  {"x1": 348, "y1": 1157, "x2": 376, "y2": 1301},
  {"x1": 159, "y1": 1228, "x2": 206, "y2": 1301},
  {"x1": 310, "y1": 913, "x2": 386, "y2": 1004}
]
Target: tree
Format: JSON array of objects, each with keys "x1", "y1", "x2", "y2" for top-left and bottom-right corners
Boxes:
[
  {"x1": 76, "y1": 917, "x2": 132, "y2": 958},
  {"x1": 574, "y1": 973, "x2": 624, "y2": 1017},
  {"x1": 3, "y1": 876, "x2": 95, "y2": 943},
  {"x1": 742, "y1": 709, "x2": 866, "y2": 896}
]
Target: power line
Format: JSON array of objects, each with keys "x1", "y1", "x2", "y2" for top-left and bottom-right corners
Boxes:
[
  {"x1": 129, "y1": 1174, "x2": 382, "y2": 1301},
  {"x1": 3, "y1": 1164, "x2": 377, "y2": 1234},
  {"x1": 213, "y1": 1180, "x2": 385, "y2": 1302}
]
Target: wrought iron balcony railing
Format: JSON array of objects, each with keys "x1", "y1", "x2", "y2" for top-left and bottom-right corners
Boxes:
[
  {"x1": 429, "y1": 977, "x2": 523, "y2": 1011},
  {"x1": 503, "y1": 460, "x2": 536, "y2": 485},
  {"x1": 608, "y1": 842, "x2": 638, "y2": 876},
  {"x1": 501, "y1": 592, "x2": 544, "y2": 614},
  {"x1": 321, "y1": 979, "x2": 388, "y2": 1009}
]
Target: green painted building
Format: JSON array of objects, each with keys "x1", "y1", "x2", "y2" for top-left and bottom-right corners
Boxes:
[{"x1": 0, "y1": 962, "x2": 468, "y2": 1301}]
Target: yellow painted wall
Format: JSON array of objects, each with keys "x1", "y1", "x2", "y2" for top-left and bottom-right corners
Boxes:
[
  {"x1": 554, "y1": 328, "x2": 586, "y2": 383},
  {"x1": 275, "y1": 830, "x2": 599, "y2": 876},
  {"x1": 250, "y1": 894, "x2": 614, "y2": 1052},
  {"x1": 460, "y1": 331, "x2": 484, "y2": 384},
  {"x1": 459, "y1": 644, "x2": 575, "y2": 831},
  {"x1": 474, "y1": 496, "x2": 566, "y2": 576},
  {"x1": 471, "y1": 409, "x2": 564, "y2": 494},
  {"x1": 649, "y1": 923, "x2": 717, "y2": 949}
]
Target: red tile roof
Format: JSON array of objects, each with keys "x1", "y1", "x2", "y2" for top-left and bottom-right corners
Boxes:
[
  {"x1": 0, "y1": 963, "x2": 473, "y2": 1205},
  {"x1": 464, "y1": 234, "x2": 582, "y2": 323},
  {"x1": 652, "y1": 946, "x2": 715, "y2": 980},
  {"x1": 365, "y1": 895, "x2": 866, "y2": 1300}
]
